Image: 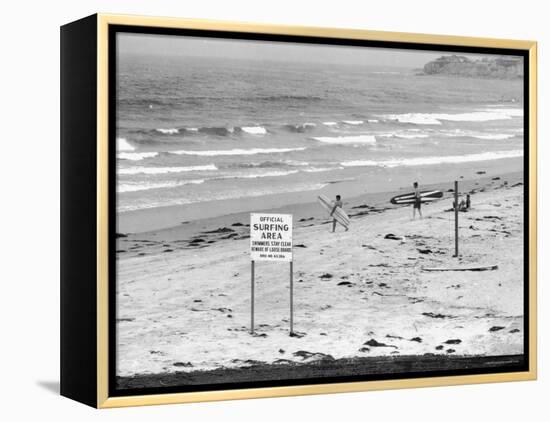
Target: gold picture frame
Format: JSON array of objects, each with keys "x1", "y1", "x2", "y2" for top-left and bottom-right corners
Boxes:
[{"x1": 60, "y1": 13, "x2": 537, "y2": 408}]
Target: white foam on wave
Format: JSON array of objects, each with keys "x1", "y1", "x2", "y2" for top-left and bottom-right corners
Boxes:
[
  {"x1": 342, "y1": 120, "x2": 364, "y2": 125},
  {"x1": 241, "y1": 126, "x2": 267, "y2": 135},
  {"x1": 118, "y1": 164, "x2": 217, "y2": 175},
  {"x1": 303, "y1": 167, "x2": 344, "y2": 173},
  {"x1": 341, "y1": 149, "x2": 523, "y2": 168},
  {"x1": 118, "y1": 179, "x2": 204, "y2": 193},
  {"x1": 383, "y1": 108, "x2": 523, "y2": 125},
  {"x1": 322, "y1": 121, "x2": 338, "y2": 126},
  {"x1": 284, "y1": 160, "x2": 310, "y2": 167},
  {"x1": 473, "y1": 134, "x2": 516, "y2": 140},
  {"x1": 117, "y1": 137, "x2": 135, "y2": 152},
  {"x1": 384, "y1": 114, "x2": 441, "y2": 125},
  {"x1": 439, "y1": 110, "x2": 522, "y2": 122},
  {"x1": 219, "y1": 170, "x2": 300, "y2": 180},
  {"x1": 117, "y1": 152, "x2": 159, "y2": 161},
  {"x1": 442, "y1": 129, "x2": 517, "y2": 140},
  {"x1": 379, "y1": 133, "x2": 430, "y2": 139},
  {"x1": 312, "y1": 135, "x2": 376, "y2": 145},
  {"x1": 155, "y1": 128, "x2": 179, "y2": 135},
  {"x1": 171, "y1": 147, "x2": 306, "y2": 156},
  {"x1": 397, "y1": 134, "x2": 430, "y2": 139}
]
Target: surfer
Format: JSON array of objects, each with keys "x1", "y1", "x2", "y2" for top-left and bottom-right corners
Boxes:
[
  {"x1": 457, "y1": 194, "x2": 470, "y2": 212},
  {"x1": 412, "y1": 182, "x2": 422, "y2": 219},
  {"x1": 331, "y1": 195, "x2": 349, "y2": 232}
]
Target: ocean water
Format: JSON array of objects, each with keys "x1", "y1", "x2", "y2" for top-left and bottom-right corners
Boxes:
[{"x1": 116, "y1": 53, "x2": 524, "y2": 213}]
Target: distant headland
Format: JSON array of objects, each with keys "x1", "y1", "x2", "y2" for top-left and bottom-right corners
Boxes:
[{"x1": 421, "y1": 55, "x2": 523, "y2": 79}]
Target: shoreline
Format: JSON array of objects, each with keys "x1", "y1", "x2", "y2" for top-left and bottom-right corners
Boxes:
[{"x1": 117, "y1": 156, "x2": 523, "y2": 234}]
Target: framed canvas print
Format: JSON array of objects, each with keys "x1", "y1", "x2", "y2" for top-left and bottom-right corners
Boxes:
[{"x1": 60, "y1": 14, "x2": 537, "y2": 408}]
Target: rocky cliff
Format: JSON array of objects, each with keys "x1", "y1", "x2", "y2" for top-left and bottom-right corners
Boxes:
[{"x1": 422, "y1": 55, "x2": 523, "y2": 79}]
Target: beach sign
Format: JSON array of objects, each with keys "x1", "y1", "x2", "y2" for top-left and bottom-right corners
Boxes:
[
  {"x1": 249, "y1": 213, "x2": 294, "y2": 335},
  {"x1": 250, "y1": 213, "x2": 293, "y2": 262}
]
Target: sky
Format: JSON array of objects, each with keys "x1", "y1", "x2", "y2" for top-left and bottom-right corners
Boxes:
[{"x1": 117, "y1": 33, "x2": 495, "y2": 68}]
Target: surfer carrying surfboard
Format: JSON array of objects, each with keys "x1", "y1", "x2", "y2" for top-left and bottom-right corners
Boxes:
[
  {"x1": 318, "y1": 194, "x2": 350, "y2": 231},
  {"x1": 331, "y1": 195, "x2": 349, "y2": 232},
  {"x1": 412, "y1": 182, "x2": 422, "y2": 219}
]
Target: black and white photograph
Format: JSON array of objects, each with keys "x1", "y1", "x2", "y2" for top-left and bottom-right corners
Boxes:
[{"x1": 113, "y1": 30, "x2": 527, "y2": 391}]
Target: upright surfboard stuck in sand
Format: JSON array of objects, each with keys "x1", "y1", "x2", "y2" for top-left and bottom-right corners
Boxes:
[
  {"x1": 390, "y1": 190, "x2": 443, "y2": 205},
  {"x1": 318, "y1": 195, "x2": 350, "y2": 228}
]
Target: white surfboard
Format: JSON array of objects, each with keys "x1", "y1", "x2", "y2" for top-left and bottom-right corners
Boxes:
[{"x1": 318, "y1": 195, "x2": 350, "y2": 228}]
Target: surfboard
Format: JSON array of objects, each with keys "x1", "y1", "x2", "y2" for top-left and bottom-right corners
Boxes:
[
  {"x1": 422, "y1": 264, "x2": 498, "y2": 272},
  {"x1": 318, "y1": 195, "x2": 350, "y2": 228},
  {"x1": 390, "y1": 190, "x2": 443, "y2": 205}
]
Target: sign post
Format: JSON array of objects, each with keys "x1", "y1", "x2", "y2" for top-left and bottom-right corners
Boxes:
[
  {"x1": 290, "y1": 261, "x2": 294, "y2": 334},
  {"x1": 454, "y1": 180, "x2": 459, "y2": 257},
  {"x1": 250, "y1": 260, "x2": 255, "y2": 334},
  {"x1": 250, "y1": 213, "x2": 293, "y2": 335}
]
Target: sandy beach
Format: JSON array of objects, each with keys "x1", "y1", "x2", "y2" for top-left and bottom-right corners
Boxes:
[{"x1": 115, "y1": 169, "x2": 525, "y2": 388}]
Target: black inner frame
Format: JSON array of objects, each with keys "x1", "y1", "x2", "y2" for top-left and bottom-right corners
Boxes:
[{"x1": 108, "y1": 24, "x2": 531, "y2": 398}]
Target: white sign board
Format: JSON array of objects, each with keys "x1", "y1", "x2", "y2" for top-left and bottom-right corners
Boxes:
[{"x1": 250, "y1": 213, "x2": 293, "y2": 262}]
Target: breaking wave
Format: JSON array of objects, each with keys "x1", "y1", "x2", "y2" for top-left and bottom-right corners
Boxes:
[
  {"x1": 118, "y1": 164, "x2": 218, "y2": 175},
  {"x1": 383, "y1": 108, "x2": 523, "y2": 125},
  {"x1": 240, "y1": 126, "x2": 267, "y2": 135},
  {"x1": 312, "y1": 135, "x2": 376, "y2": 145},
  {"x1": 378, "y1": 133, "x2": 430, "y2": 139},
  {"x1": 155, "y1": 128, "x2": 180, "y2": 135},
  {"x1": 117, "y1": 151, "x2": 159, "y2": 161},
  {"x1": 170, "y1": 147, "x2": 306, "y2": 156},
  {"x1": 341, "y1": 149, "x2": 523, "y2": 168},
  {"x1": 118, "y1": 179, "x2": 205, "y2": 193}
]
